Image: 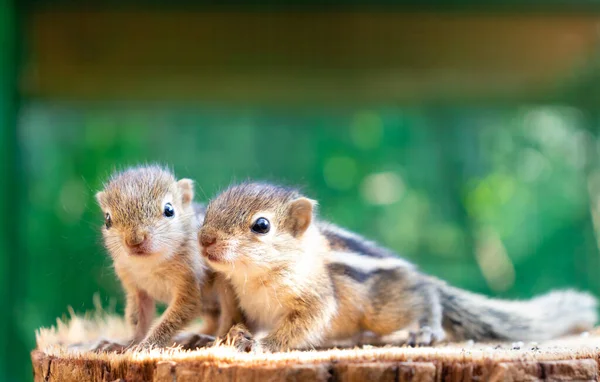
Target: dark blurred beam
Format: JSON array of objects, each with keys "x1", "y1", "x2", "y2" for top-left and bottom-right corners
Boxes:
[
  {"x1": 560, "y1": 48, "x2": 600, "y2": 109},
  {"x1": 22, "y1": 11, "x2": 600, "y2": 106},
  {"x1": 19, "y1": 0, "x2": 600, "y2": 13},
  {"x1": 0, "y1": 1, "x2": 20, "y2": 381}
]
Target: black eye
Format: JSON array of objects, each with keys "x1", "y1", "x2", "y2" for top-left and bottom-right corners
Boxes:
[
  {"x1": 105, "y1": 213, "x2": 112, "y2": 229},
  {"x1": 163, "y1": 203, "x2": 175, "y2": 218},
  {"x1": 251, "y1": 217, "x2": 270, "y2": 234}
]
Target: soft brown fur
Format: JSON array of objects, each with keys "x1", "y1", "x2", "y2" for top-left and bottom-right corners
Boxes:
[
  {"x1": 199, "y1": 182, "x2": 598, "y2": 352},
  {"x1": 95, "y1": 166, "x2": 241, "y2": 350}
]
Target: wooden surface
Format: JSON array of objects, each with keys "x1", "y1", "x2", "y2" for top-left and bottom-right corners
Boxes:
[
  {"x1": 24, "y1": 11, "x2": 600, "y2": 104},
  {"x1": 32, "y1": 314, "x2": 600, "y2": 381},
  {"x1": 31, "y1": 349, "x2": 600, "y2": 381}
]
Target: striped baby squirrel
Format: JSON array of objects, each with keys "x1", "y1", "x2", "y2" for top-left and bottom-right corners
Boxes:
[
  {"x1": 199, "y1": 182, "x2": 598, "y2": 352},
  {"x1": 95, "y1": 166, "x2": 241, "y2": 350}
]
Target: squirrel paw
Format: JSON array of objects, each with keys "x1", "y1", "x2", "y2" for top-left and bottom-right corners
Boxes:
[
  {"x1": 128, "y1": 342, "x2": 153, "y2": 352},
  {"x1": 224, "y1": 323, "x2": 257, "y2": 352},
  {"x1": 173, "y1": 333, "x2": 216, "y2": 350},
  {"x1": 89, "y1": 339, "x2": 129, "y2": 354},
  {"x1": 407, "y1": 326, "x2": 444, "y2": 347}
]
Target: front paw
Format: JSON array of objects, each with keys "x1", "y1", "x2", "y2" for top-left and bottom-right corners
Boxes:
[
  {"x1": 89, "y1": 339, "x2": 129, "y2": 354},
  {"x1": 224, "y1": 324, "x2": 257, "y2": 352},
  {"x1": 407, "y1": 326, "x2": 445, "y2": 347},
  {"x1": 257, "y1": 338, "x2": 283, "y2": 353},
  {"x1": 128, "y1": 339, "x2": 159, "y2": 352},
  {"x1": 173, "y1": 333, "x2": 216, "y2": 350}
]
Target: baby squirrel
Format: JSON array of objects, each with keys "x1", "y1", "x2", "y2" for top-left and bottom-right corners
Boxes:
[
  {"x1": 199, "y1": 182, "x2": 598, "y2": 352},
  {"x1": 95, "y1": 166, "x2": 240, "y2": 350}
]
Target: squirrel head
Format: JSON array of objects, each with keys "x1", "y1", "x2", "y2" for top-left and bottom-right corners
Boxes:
[
  {"x1": 199, "y1": 182, "x2": 316, "y2": 275},
  {"x1": 96, "y1": 166, "x2": 196, "y2": 261}
]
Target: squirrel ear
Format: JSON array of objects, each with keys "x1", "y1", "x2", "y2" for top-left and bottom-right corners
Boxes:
[
  {"x1": 95, "y1": 191, "x2": 106, "y2": 207},
  {"x1": 287, "y1": 197, "x2": 315, "y2": 237},
  {"x1": 177, "y1": 179, "x2": 194, "y2": 205}
]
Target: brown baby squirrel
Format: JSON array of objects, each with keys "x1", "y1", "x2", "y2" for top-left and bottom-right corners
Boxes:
[
  {"x1": 199, "y1": 182, "x2": 598, "y2": 352},
  {"x1": 95, "y1": 166, "x2": 241, "y2": 350}
]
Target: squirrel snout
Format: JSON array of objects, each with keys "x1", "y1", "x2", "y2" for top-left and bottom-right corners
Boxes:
[
  {"x1": 199, "y1": 232, "x2": 217, "y2": 248},
  {"x1": 125, "y1": 231, "x2": 148, "y2": 248}
]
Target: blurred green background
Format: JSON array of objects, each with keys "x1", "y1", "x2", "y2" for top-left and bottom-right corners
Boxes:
[{"x1": 4, "y1": 1, "x2": 600, "y2": 381}]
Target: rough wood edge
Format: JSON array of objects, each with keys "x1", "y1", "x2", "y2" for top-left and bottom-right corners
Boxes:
[{"x1": 31, "y1": 349, "x2": 600, "y2": 382}]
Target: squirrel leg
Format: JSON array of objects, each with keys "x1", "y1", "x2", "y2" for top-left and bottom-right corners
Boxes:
[
  {"x1": 259, "y1": 305, "x2": 331, "y2": 352},
  {"x1": 227, "y1": 296, "x2": 334, "y2": 353},
  {"x1": 407, "y1": 285, "x2": 445, "y2": 347},
  {"x1": 214, "y1": 275, "x2": 244, "y2": 338},
  {"x1": 91, "y1": 287, "x2": 155, "y2": 353},
  {"x1": 136, "y1": 285, "x2": 201, "y2": 349},
  {"x1": 128, "y1": 288, "x2": 155, "y2": 344}
]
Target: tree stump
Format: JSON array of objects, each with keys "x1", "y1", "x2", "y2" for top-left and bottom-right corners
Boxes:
[{"x1": 31, "y1": 313, "x2": 600, "y2": 381}]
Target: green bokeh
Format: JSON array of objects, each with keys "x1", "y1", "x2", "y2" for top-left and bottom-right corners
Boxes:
[
  {"x1": 17, "y1": 104, "x2": 600, "y2": 340},
  {"x1": 4, "y1": 104, "x2": 600, "y2": 382}
]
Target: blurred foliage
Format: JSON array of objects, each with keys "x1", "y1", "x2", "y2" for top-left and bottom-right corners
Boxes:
[
  {"x1": 14, "y1": 105, "x2": 600, "y2": 363},
  {"x1": 0, "y1": 99, "x2": 596, "y2": 381}
]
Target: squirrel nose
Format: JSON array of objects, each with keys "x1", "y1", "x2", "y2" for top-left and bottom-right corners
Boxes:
[
  {"x1": 200, "y1": 232, "x2": 217, "y2": 248},
  {"x1": 126, "y1": 231, "x2": 147, "y2": 247}
]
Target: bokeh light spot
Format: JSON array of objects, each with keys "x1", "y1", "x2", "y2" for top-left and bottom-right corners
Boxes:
[
  {"x1": 361, "y1": 172, "x2": 405, "y2": 205},
  {"x1": 475, "y1": 228, "x2": 516, "y2": 292},
  {"x1": 517, "y1": 148, "x2": 549, "y2": 182}
]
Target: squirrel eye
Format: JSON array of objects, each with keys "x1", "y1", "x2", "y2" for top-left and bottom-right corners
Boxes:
[
  {"x1": 105, "y1": 213, "x2": 112, "y2": 229},
  {"x1": 163, "y1": 203, "x2": 175, "y2": 218},
  {"x1": 251, "y1": 217, "x2": 270, "y2": 234}
]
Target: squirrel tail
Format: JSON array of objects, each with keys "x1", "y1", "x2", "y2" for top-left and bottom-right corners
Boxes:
[{"x1": 438, "y1": 284, "x2": 598, "y2": 341}]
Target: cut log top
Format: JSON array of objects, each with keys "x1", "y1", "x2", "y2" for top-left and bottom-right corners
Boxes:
[{"x1": 32, "y1": 313, "x2": 600, "y2": 381}]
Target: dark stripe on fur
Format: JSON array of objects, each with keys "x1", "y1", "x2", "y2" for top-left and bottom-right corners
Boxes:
[
  {"x1": 327, "y1": 263, "x2": 372, "y2": 282},
  {"x1": 321, "y1": 225, "x2": 396, "y2": 259},
  {"x1": 327, "y1": 263, "x2": 406, "y2": 284}
]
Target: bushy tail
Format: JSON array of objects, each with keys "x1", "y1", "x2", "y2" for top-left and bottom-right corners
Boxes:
[{"x1": 439, "y1": 284, "x2": 598, "y2": 342}]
